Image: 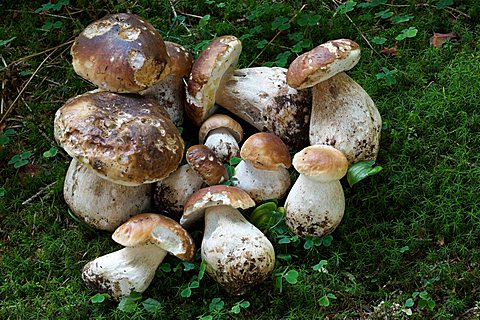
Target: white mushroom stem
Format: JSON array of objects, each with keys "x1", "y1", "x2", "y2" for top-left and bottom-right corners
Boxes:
[
  {"x1": 64, "y1": 158, "x2": 151, "y2": 231},
  {"x1": 204, "y1": 128, "x2": 240, "y2": 162},
  {"x1": 215, "y1": 67, "x2": 310, "y2": 149},
  {"x1": 309, "y1": 72, "x2": 382, "y2": 164},
  {"x1": 284, "y1": 174, "x2": 345, "y2": 238},
  {"x1": 232, "y1": 161, "x2": 291, "y2": 203},
  {"x1": 82, "y1": 243, "x2": 168, "y2": 300},
  {"x1": 201, "y1": 205, "x2": 275, "y2": 295}
]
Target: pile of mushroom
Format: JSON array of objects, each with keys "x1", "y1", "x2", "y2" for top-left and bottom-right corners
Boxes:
[{"x1": 54, "y1": 12, "x2": 383, "y2": 298}]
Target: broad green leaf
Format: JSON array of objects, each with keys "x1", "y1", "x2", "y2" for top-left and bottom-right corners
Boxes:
[
  {"x1": 303, "y1": 239, "x2": 313, "y2": 250},
  {"x1": 14, "y1": 159, "x2": 30, "y2": 168},
  {"x1": 391, "y1": 15, "x2": 414, "y2": 24},
  {"x1": 90, "y1": 293, "x2": 109, "y2": 303},
  {"x1": 278, "y1": 236, "x2": 291, "y2": 244},
  {"x1": 189, "y1": 280, "x2": 199, "y2": 289},
  {"x1": 182, "y1": 261, "x2": 195, "y2": 271},
  {"x1": 284, "y1": 270, "x2": 299, "y2": 284},
  {"x1": 318, "y1": 295, "x2": 330, "y2": 307},
  {"x1": 275, "y1": 275, "x2": 283, "y2": 292},
  {"x1": 43, "y1": 147, "x2": 58, "y2": 158},
  {"x1": 0, "y1": 37, "x2": 16, "y2": 47},
  {"x1": 313, "y1": 260, "x2": 328, "y2": 271},
  {"x1": 118, "y1": 297, "x2": 138, "y2": 313},
  {"x1": 375, "y1": 10, "x2": 393, "y2": 19},
  {"x1": 160, "y1": 262, "x2": 171, "y2": 272},
  {"x1": 142, "y1": 298, "x2": 163, "y2": 313},
  {"x1": 229, "y1": 156, "x2": 241, "y2": 166},
  {"x1": 250, "y1": 201, "x2": 278, "y2": 229},
  {"x1": 436, "y1": 0, "x2": 453, "y2": 9},
  {"x1": 372, "y1": 37, "x2": 387, "y2": 45},
  {"x1": 336, "y1": 1, "x2": 357, "y2": 14},
  {"x1": 198, "y1": 15, "x2": 210, "y2": 27},
  {"x1": 347, "y1": 160, "x2": 383, "y2": 187},
  {"x1": 405, "y1": 298, "x2": 414, "y2": 307},
  {"x1": 180, "y1": 287, "x2": 192, "y2": 298}
]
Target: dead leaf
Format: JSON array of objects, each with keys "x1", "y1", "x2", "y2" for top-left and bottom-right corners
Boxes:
[
  {"x1": 380, "y1": 44, "x2": 397, "y2": 57},
  {"x1": 430, "y1": 32, "x2": 458, "y2": 48}
]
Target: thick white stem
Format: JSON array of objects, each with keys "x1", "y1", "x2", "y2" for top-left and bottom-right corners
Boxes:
[
  {"x1": 204, "y1": 128, "x2": 240, "y2": 162},
  {"x1": 232, "y1": 160, "x2": 291, "y2": 202},
  {"x1": 285, "y1": 174, "x2": 345, "y2": 237},
  {"x1": 82, "y1": 244, "x2": 167, "y2": 300},
  {"x1": 202, "y1": 205, "x2": 275, "y2": 295}
]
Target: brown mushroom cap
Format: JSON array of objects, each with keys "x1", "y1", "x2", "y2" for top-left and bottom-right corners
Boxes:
[
  {"x1": 71, "y1": 13, "x2": 171, "y2": 93},
  {"x1": 286, "y1": 39, "x2": 360, "y2": 90},
  {"x1": 198, "y1": 114, "x2": 243, "y2": 143},
  {"x1": 54, "y1": 91, "x2": 184, "y2": 186},
  {"x1": 180, "y1": 185, "x2": 255, "y2": 227},
  {"x1": 240, "y1": 132, "x2": 291, "y2": 170},
  {"x1": 292, "y1": 145, "x2": 348, "y2": 182},
  {"x1": 164, "y1": 41, "x2": 194, "y2": 78},
  {"x1": 185, "y1": 35, "x2": 242, "y2": 126},
  {"x1": 112, "y1": 213, "x2": 196, "y2": 261},
  {"x1": 186, "y1": 145, "x2": 229, "y2": 186}
]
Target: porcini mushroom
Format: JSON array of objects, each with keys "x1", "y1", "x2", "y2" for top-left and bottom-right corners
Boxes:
[
  {"x1": 141, "y1": 41, "x2": 193, "y2": 126},
  {"x1": 286, "y1": 39, "x2": 382, "y2": 163},
  {"x1": 82, "y1": 213, "x2": 195, "y2": 300},
  {"x1": 71, "y1": 13, "x2": 171, "y2": 93},
  {"x1": 181, "y1": 185, "x2": 275, "y2": 295},
  {"x1": 284, "y1": 145, "x2": 348, "y2": 237},
  {"x1": 198, "y1": 114, "x2": 243, "y2": 162},
  {"x1": 232, "y1": 132, "x2": 291, "y2": 203}
]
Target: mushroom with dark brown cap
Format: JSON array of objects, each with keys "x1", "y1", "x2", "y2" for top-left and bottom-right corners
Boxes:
[
  {"x1": 232, "y1": 132, "x2": 292, "y2": 203},
  {"x1": 71, "y1": 13, "x2": 171, "y2": 93},
  {"x1": 198, "y1": 114, "x2": 243, "y2": 162},
  {"x1": 284, "y1": 145, "x2": 348, "y2": 237},
  {"x1": 141, "y1": 41, "x2": 193, "y2": 126},
  {"x1": 82, "y1": 213, "x2": 195, "y2": 300},
  {"x1": 286, "y1": 39, "x2": 382, "y2": 164},
  {"x1": 154, "y1": 145, "x2": 228, "y2": 216},
  {"x1": 181, "y1": 185, "x2": 275, "y2": 295},
  {"x1": 55, "y1": 91, "x2": 184, "y2": 230}
]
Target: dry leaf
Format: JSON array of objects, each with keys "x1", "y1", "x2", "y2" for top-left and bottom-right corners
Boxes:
[
  {"x1": 380, "y1": 44, "x2": 397, "y2": 57},
  {"x1": 430, "y1": 32, "x2": 458, "y2": 48}
]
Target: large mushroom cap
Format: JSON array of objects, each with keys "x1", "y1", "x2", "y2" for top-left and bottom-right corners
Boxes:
[
  {"x1": 286, "y1": 39, "x2": 360, "y2": 90},
  {"x1": 240, "y1": 132, "x2": 291, "y2": 170},
  {"x1": 185, "y1": 35, "x2": 242, "y2": 126},
  {"x1": 186, "y1": 145, "x2": 228, "y2": 186},
  {"x1": 113, "y1": 213, "x2": 196, "y2": 261},
  {"x1": 292, "y1": 145, "x2": 348, "y2": 182},
  {"x1": 181, "y1": 185, "x2": 255, "y2": 227},
  {"x1": 54, "y1": 91, "x2": 184, "y2": 186},
  {"x1": 198, "y1": 114, "x2": 243, "y2": 144},
  {"x1": 71, "y1": 13, "x2": 171, "y2": 93}
]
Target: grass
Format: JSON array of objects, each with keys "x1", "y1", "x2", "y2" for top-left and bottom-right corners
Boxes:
[{"x1": 1, "y1": 0, "x2": 480, "y2": 319}]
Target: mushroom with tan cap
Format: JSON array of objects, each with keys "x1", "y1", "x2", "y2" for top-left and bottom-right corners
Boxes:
[
  {"x1": 286, "y1": 39, "x2": 382, "y2": 164},
  {"x1": 199, "y1": 114, "x2": 243, "y2": 162},
  {"x1": 154, "y1": 145, "x2": 228, "y2": 216},
  {"x1": 284, "y1": 145, "x2": 349, "y2": 238},
  {"x1": 232, "y1": 132, "x2": 291, "y2": 203},
  {"x1": 181, "y1": 185, "x2": 275, "y2": 295},
  {"x1": 141, "y1": 41, "x2": 194, "y2": 126},
  {"x1": 71, "y1": 13, "x2": 171, "y2": 93},
  {"x1": 82, "y1": 213, "x2": 196, "y2": 300},
  {"x1": 55, "y1": 91, "x2": 184, "y2": 230}
]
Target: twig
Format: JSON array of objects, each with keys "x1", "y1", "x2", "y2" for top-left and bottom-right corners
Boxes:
[
  {"x1": 344, "y1": 13, "x2": 380, "y2": 57},
  {"x1": 22, "y1": 181, "x2": 57, "y2": 205},
  {"x1": 248, "y1": 4, "x2": 307, "y2": 68},
  {"x1": 7, "y1": 39, "x2": 74, "y2": 67},
  {"x1": 168, "y1": 0, "x2": 191, "y2": 34}
]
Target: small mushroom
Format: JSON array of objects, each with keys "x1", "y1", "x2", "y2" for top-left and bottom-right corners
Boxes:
[
  {"x1": 286, "y1": 39, "x2": 382, "y2": 164},
  {"x1": 181, "y1": 185, "x2": 275, "y2": 295},
  {"x1": 82, "y1": 213, "x2": 195, "y2": 300},
  {"x1": 71, "y1": 13, "x2": 171, "y2": 93},
  {"x1": 284, "y1": 145, "x2": 348, "y2": 237},
  {"x1": 141, "y1": 41, "x2": 193, "y2": 126},
  {"x1": 198, "y1": 114, "x2": 243, "y2": 162},
  {"x1": 154, "y1": 145, "x2": 228, "y2": 216},
  {"x1": 232, "y1": 132, "x2": 291, "y2": 203}
]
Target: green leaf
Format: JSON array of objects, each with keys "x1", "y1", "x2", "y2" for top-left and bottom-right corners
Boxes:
[
  {"x1": 357, "y1": 0, "x2": 386, "y2": 8},
  {"x1": 0, "y1": 135, "x2": 9, "y2": 145},
  {"x1": 275, "y1": 275, "x2": 283, "y2": 292},
  {"x1": 347, "y1": 160, "x2": 383, "y2": 187},
  {"x1": 229, "y1": 156, "x2": 241, "y2": 166},
  {"x1": 35, "y1": 0, "x2": 69, "y2": 13},
  {"x1": 14, "y1": 159, "x2": 30, "y2": 168},
  {"x1": 336, "y1": 1, "x2": 357, "y2": 14},
  {"x1": 182, "y1": 261, "x2": 195, "y2": 271},
  {"x1": 189, "y1": 280, "x2": 199, "y2": 289},
  {"x1": 391, "y1": 15, "x2": 414, "y2": 24},
  {"x1": 284, "y1": 270, "x2": 299, "y2": 284},
  {"x1": 118, "y1": 296, "x2": 138, "y2": 313},
  {"x1": 296, "y1": 13, "x2": 320, "y2": 26},
  {"x1": 198, "y1": 14, "x2": 211, "y2": 27},
  {"x1": 271, "y1": 16, "x2": 290, "y2": 31},
  {"x1": 405, "y1": 298, "x2": 414, "y2": 307},
  {"x1": 371, "y1": 37, "x2": 387, "y2": 45},
  {"x1": 322, "y1": 235, "x2": 333, "y2": 246},
  {"x1": 256, "y1": 39, "x2": 268, "y2": 49},
  {"x1": 313, "y1": 260, "x2": 328, "y2": 271},
  {"x1": 250, "y1": 201, "x2": 278, "y2": 229},
  {"x1": 427, "y1": 300, "x2": 436, "y2": 310},
  {"x1": 327, "y1": 293, "x2": 337, "y2": 299},
  {"x1": 303, "y1": 239, "x2": 313, "y2": 250},
  {"x1": 278, "y1": 236, "x2": 291, "y2": 244},
  {"x1": 160, "y1": 262, "x2": 171, "y2": 272},
  {"x1": 198, "y1": 260, "x2": 207, "y2": 280},
  {"x1": 375, "y1": 9, "x2": 393, "y2": 19},
  {"x1": 396, "y1": 27, "x2": 418, "y2": 41},
  {"x1": 399, "y1": 245, "x2": 410, "y2": 253},
  {"x1": 0, "y1": 37, "x2": 16, "y2": 47},
  {"x1": 142, "y1": 298, "x2": 163, "y2": 313},
  {"x1": 209, "y1": 297, "x2": 224, "y2": 312},
  {"x1": 436, "y1": 0, "x2": 453, "y2": 9},
  {"x1": 231, "y1": 305, "x2": 241, "y2": 314},
  {"x1": 43, "y1": 147, "x2": 58, "y2": 158},
  {"x1": 403, "y1": 308, "x2": 413, "y2": 315},
  {"x1": 276, "y1": 253, "x2": 292, "y2": 261},
  {"x1": 0, "y1": 187, "x2": 5, "y2": 198},
  {"x1": 180, "y1": 287, "x2": 192, "y2": 298},
  {"x1": 318, "y1": 295, "x2": 330, "y2": 307},
  {"x1": 90, "y1": 293, "x2": 109, "y2": 303}
]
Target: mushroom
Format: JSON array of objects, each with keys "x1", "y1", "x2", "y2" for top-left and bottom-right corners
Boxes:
[
  {"x1": 82, "y1": 213, "x2": 195, "y2": 300},
  {"x1": 141, "y1": 41, "x2": 193, "y2": 126},
  {"x1": 284, "y1": 145, "x2": 348, "y2": 238},
  {"x1": 181, "y1": 185, "x2": 275, "y2": 295},
  {"x1": 198, "y1": 114, "x2": 243, "y2": 162},
  {"x1": 232, "y1": 132, "x2": 292, "y2": 203},
  {"x1": 71, "y1": 13, "x2": 171, "y2": 93},
  {"x1": 286, "y1": 39, "x2": 382, "y2": 164},
  {"x1": 54, "y1": 91, "x2": 184, "y2": 229},
  {"x1": 185, "y1": 35, "x2": 310, "y2": 150},
  {"x1": 154, "y1": 145, "x2": 228, "y2": 216}
]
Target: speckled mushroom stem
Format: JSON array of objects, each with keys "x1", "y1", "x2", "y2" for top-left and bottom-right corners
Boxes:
[
  {"x1": 203, "y1": 128, "x2": 240, "y2": 162},
  {"x1": 201, "y1": 205, "x2": 276, "y2": 295}
]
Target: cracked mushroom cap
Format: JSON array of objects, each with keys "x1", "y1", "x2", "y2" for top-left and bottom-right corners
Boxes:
[
  {"x1": 186, "y1": 145, "x2": 228, "y2": 186},
  {"x1": 286, "y1": 39, "x2": 360, "y2": 90},
  {"x1": 292, "y1": 145, "x2": 348, "y2": 182},
  {"x1": 240, "y1": 132, "x2": 291, "y2": 170},
  {"x1": 112, "y1": 213, "x2": 196, "y2": 261},
  {"x1": 198, "y1": 114, "x2": 243, "y2": 143},
  {"x1": 71, "y1": 13, "x2": 171, "y2": 93},
  {"x1": 185, "y1": 35, "x2": 242, "y2": 126},
  {"x1": 180, "y1": 185, "x2": 255, "y2": 227},
  {"x1": 54, "y1": 91, "x2": 184, "y2": 186}
]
